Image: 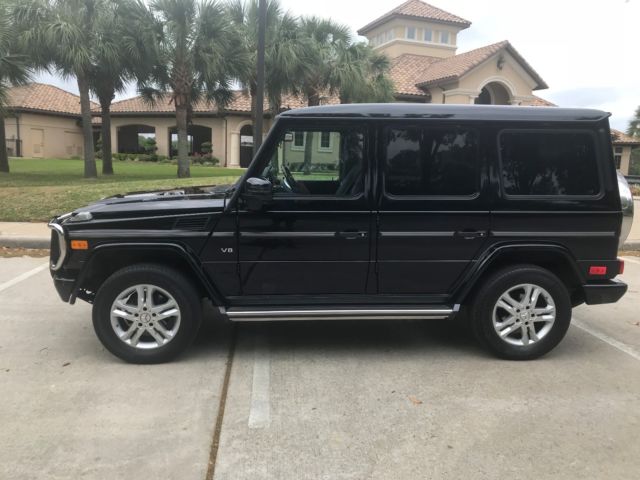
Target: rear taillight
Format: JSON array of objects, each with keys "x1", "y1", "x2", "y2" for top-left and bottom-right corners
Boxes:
[{"x1": 618, "y1": 258, "x2": 625, "y2": 275}]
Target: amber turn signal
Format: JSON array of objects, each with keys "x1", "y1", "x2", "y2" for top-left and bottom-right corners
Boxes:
[{"x1": 70, "y1": 240, "x2": 89, "y2": 250}]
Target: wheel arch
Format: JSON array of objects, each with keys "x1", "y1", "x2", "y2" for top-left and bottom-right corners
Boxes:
[
  {"x1": 71, "y1": 242, "x2": 224, "y2": 306},
  {"x1": 455, "y1": 243, "x2": 586, "y2": 306}
]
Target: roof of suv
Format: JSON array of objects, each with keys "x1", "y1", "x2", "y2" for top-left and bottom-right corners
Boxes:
[{"x1": 279, "y1": 104, "x2": 610, "y2": 123}]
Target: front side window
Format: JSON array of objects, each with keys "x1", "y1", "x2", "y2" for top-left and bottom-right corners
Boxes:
[
  {"x1": 261, "y1": 128, "x2": 365, "y2": 197},
  {"x1": 499, "y1": 130, "x2": 600, "y2": 196},
  {"x1": 384, "y1": 126, "x2": 479, "y2": 196}
]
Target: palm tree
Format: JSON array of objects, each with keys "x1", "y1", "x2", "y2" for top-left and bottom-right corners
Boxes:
[
  {"x1": 140, "y1": 0, "x2": 247, "y2": 178},
  {"x1": 227, "y1": 0, "x2": 302, "y2": 150},
  {"x1": 336, "y1": 43, "x2": 395, "y2": 104},
  {"x1": 18, "y1": 0, "x2": 109, "y2": 178},
  {"x1": 89, "y1": 0, "x2": 157, "y2": 175},
  {"x1": 0, "y1": 1, "x2": 33, "y2": 173}
]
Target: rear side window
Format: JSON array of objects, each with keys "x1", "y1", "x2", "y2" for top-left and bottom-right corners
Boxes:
[
  {"x1": 384, "y1": 126, "x2": 478, "y2": 196},
  {"x1": 499, "y1": 130, "x2": 600, "y2": 196}
]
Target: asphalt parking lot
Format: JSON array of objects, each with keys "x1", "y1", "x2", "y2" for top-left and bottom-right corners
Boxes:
[{"x1": 1, "y1": 255, "x2": 640, "y2": 480}]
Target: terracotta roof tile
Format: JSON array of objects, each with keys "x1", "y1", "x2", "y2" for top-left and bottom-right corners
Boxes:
[
  {"x1": 105, "y1": 91, "x2": 338, "y2": 116},
  {"x1": 358, "y1": 0, "x2": 471, "y2": 35},
  {"x1": 415, "y1": 40, "x2": 547, "y2": 90},
  {"x1": 526, "y1": 96, "x2": 556, "y2": 107},
  {"x1": 6, "y1": 83, "x2": 98, "y2": 115},
  {"x1": 611, "y1": 129, "x2": 640, "y2": 146},
  {"x1": 388, "y1": 54, "x2": 437, "y2": 97}
]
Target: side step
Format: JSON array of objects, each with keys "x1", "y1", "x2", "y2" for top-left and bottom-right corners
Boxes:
[{"x1": 222, "y1": 305, "x2": 458, "y2": 322}]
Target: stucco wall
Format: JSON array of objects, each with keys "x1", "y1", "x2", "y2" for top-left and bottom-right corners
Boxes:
[{"x1": 4, "y1": 112, "x2": 83, "y2": 158}]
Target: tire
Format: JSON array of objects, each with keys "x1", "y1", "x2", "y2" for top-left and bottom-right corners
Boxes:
[
  {"x1": 92, "y1": 264, "x2": 202, "y2": 364},
  {"x1": 470, "y1": 264, "x2": 571, "y2": 360}
]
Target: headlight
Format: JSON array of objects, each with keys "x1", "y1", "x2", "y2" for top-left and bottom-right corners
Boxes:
[{"x1": 66, "y1": 211, "x2": 93, "y2": 223}]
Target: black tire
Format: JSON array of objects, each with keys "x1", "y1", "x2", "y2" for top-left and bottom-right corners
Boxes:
[
  {"x1": 92, "y1": 264, "x2": 202, "y2": 364},
  {"x1": 470, "y1": 264, "x2": 571, "y2": 360}
]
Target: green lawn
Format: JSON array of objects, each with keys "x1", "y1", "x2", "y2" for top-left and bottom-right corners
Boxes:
[{"x1": 0, "y1": 158, "x2": 244, "y2": 222}]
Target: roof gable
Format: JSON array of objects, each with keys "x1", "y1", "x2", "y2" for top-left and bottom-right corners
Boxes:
[
  {"x1": 358, "y1": 0, "x2": 471, "y2": 35},
  {"x1": 415, "y1": 40, "x2": 548, "y2": 90}
]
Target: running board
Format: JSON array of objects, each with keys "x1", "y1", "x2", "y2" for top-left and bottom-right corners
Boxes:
[{"x1": 222, "y1": 305, "x2": 457, "y2": 322}]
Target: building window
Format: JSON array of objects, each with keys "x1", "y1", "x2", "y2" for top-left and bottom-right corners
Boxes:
[
  {"x1": 499, "y1": 130, "x2": 600, "y2": 196},
  {"x1": 319, "y1": 131, "x2": 333, "y2": 152},
  {"x1": 385, "y1": 29, "x2": 394, "y2": 42},
  {"x1": 440, "y1": 31, "x2": 449, "y2": 44},
  {"x1": 614, "y1": 155, "x2": 622, "y2": 169},
  {"x1": 292, "y1": 131, "x2": 305, "y2": 151},
  {"x1": 406, "y1": 27, "x2": 416, "y2": 40},
  {"x1": 423, "y1": 29, "x2": 432, "y2": 42},
  {"x1": 615, "y1": 146, "x2": 623, "y2": 154}
]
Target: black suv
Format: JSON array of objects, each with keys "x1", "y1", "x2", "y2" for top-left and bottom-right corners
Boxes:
[{"x1": 49, "y1": 104, "x2": 634, "y2": 363}]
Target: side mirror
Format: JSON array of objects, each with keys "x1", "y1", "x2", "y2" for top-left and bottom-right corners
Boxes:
[{"x1": 243, "y1": 177, "x2": 273, "y2": 211}]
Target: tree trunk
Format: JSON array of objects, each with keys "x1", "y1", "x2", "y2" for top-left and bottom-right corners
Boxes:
[
  {"x1": 175, "y1": 102, "x2": 190, "y2": 178},
  {"x1": 100, "y1": 102, "x2": 113, "y2": 175},
  {"x1": 77, "y1": 73, "x2": 97, "y2": 178},
  {"x1": 250, "y1": 85, "x2": 258, "y2": 157},
  {"x1": 0, "y1": 116, "x2": 9, "y2": 173},
  {"x1": 302, "y1": 91, "x2": 321, "y2": 174}
]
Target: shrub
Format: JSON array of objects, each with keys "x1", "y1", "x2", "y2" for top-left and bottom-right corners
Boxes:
[{"x1": 200, "y1": 142, "x2": 212, "y2": 155}]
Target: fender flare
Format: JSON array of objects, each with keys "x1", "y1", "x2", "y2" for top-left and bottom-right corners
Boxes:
[
  {"x1": 70, "y1": 242, "x2": 225, "y2": 305},
  {"x1": 452, "y1": 242, "x2": 585, "y2": 304}
]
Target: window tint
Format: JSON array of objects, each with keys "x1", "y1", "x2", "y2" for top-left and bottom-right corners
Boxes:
[
  {"x1": 499, "y1": 131, "x2": 600, "y2": 196},
  {"x1": 262, "y1": 128, "x2": 365, "y2": 197},
  {"x1": 384, "y1": 127, "x2": 478, "y2": 196}
]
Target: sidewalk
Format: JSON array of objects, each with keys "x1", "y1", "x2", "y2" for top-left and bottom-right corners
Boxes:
[
  {"x1": 0, "y1": 222, "x2": 50, "y2": 248},
  {"x1": 2, "y1": 201, "x2": 640, "y2": 250}
]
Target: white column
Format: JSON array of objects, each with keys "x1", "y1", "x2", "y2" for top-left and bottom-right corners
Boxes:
[
  {"x1": 229, "y1": 132, "x2": 240, "y2": 168},
  {"x1": 155, "y1": 126, "x2": 169, "y2": 157},
  {"x1": 110, "y1": 124, "x2": 117, "y2": 154}
]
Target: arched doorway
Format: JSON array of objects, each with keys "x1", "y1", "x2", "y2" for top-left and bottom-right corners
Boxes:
[
  {"x1": 168, "y1": 124, "x2": 212, "y2": 158},
  {"x1": 474, "y1": 82, "x2": 512, "y2": 105},
  {"x1": 116, "y1": 124, "x2": 156, "y2": 154},
  {"x1": 239, "y1": 124, "x2": 253, "y2": 167}
]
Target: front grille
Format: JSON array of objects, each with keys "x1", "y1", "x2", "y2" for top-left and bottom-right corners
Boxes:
[{"x1": 50, "y1": 230, "x2": 60, "y2": 267}]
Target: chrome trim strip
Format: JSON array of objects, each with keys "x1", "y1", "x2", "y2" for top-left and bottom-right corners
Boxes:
[
  {"x1": 227, "y1": 308, "x2": 453, "y2": 321},
  {"x1": 492, "y1": 231, "x2": 616, "y2": 238},
  {"x1": 379, "y1": 231, "x2": 455, "y2": 238},
  {"x1": 48, "y1": 222, "x2": 67, "y2": 271},
  {"x1": 240, "y1": 231, "x2": 337, "y2": 238}
]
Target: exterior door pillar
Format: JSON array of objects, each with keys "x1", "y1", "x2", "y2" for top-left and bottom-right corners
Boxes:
[
  {"x1": 229, "y1": 132, "x2": 240, "y2": 167},
  {"x1": 155, "y1": 126, "x2": 169, "y2": 157}
]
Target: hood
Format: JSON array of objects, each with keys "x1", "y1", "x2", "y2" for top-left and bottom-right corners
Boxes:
[{"x1": 58, "y1": 184, "x2": 233, "y2": 226}]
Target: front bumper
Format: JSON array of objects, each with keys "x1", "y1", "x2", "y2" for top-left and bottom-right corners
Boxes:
[
  {"x1": 582, "y1": 280, "x2": 628, "y2": 305},
  {"x1": 52, "y1": 275, "x2": 75, "y2": 302}
]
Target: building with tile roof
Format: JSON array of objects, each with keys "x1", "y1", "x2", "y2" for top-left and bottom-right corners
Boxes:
[{"x1": 3, "y1": 0, "x2": 637, "y2": 173}]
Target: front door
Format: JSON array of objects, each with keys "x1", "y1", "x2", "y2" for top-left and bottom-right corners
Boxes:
[
  {"x1": 31, "y1": 128, "x2": 44, "y2": 158},
  {"x1": 376, "y1": 123, "x2": 490, "y2": 296},
  {"x1": 237, "y1": 122, "x2": 372, "y2": 296}
]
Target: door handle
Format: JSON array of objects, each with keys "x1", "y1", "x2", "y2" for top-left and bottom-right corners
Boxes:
[
  {"x1": 454, "y1": 230, "x2": 487, "y2": 240},
  {"x1": 335, "y1": 230, "x2": 368, "y2": 239}
]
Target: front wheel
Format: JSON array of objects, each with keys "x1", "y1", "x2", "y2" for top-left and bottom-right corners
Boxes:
[
  {"x1": 471, "y1": 265, "x2": 572, "y2": 360},
  {"x1": 92, "y1": 264, "x2": 202, "y2": 364}
]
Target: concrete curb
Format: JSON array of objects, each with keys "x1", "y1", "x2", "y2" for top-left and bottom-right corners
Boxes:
[{"x1": 0, "y1": 237, "x2": 50, "y2": 249}]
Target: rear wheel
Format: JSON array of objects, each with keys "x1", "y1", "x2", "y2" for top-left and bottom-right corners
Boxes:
[
  {"x1": 471, "y1": 265, "x2": 571, "y2": 360},
  {"x1": 92, "y1": 264, "x2": 202, "y2": 364}
]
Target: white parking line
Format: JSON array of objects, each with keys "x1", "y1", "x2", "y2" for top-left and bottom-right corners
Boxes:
[
  {"x1": 0, "y1": 262, "x2": 49, "y2": 294},
  {"x1": 248, "y1": 335, "x2": 271, "y2": 429},
  {"x1": 572, "y1": 317, "x2": 640, "y2": 362}
]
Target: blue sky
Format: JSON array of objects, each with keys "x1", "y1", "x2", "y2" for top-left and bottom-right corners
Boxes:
[{"x1": 36, "y1": 0, "x2": 640, "y2": 130}]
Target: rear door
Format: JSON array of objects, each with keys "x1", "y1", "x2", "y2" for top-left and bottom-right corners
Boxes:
[{"x1": 375, "y1": 122, "x2": 491, "y2": 295}]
